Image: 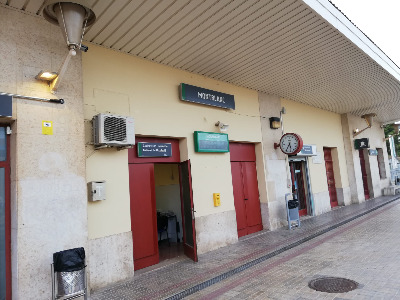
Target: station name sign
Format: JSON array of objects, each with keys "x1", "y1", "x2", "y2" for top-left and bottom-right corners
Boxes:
[
  {"x1": 194, "y1": 131, "x2": 229, "y2": 153},
  {"x1": 137, "y1": 142, "x2": 172, "y2": 157},
  {"x1": 180, "y1": 83, "x2": 235, "y2": 110}
]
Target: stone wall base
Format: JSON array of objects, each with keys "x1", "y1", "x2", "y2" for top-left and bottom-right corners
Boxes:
[
  {"x1": 196, "y1": 210, "x2": 238, "y2": 255},
  {"x1": 336, "y1": 186, "x2": 351, "y2": 206},
  {"x1": 88, "y1": 232, "x2": 134, "y2": 291}
]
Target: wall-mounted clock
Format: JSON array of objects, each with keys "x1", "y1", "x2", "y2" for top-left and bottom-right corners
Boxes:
[{"x1": 277, "y1": 133, "x2": 303, "y2": 155}]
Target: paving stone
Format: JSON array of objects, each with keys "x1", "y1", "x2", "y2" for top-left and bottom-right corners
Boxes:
[{"x1": 90, "y1": 195, "x2": 400, "y2": 300}]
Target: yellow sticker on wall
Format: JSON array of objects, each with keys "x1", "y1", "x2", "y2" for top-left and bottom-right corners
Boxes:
[{"x1": 42, "y1": 121, "x2": 53, "y2": 135}]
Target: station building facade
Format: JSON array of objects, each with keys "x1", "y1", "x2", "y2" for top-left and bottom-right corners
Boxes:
[
  {"x1": 0, "y1": 1, "x2": 396, "y2": 299},
  {"x1": 84, "y1": 44, "x2": 391, "y2": 289}
]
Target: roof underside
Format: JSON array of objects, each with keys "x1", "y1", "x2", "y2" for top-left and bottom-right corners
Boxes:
[{"x1": 3, "y1": 0, "x2": 400, "y2": 123}]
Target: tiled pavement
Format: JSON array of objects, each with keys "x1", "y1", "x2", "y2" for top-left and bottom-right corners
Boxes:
[{"x1": 90, "y1": 195, "x2": 400, "y2": 300}]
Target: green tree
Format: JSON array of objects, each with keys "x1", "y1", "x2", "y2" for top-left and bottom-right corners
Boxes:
[{"x1": 384, "y1": 124, "x2": 400, "y2": 157}]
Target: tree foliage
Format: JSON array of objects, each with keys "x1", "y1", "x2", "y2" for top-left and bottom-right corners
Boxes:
[{"x1": 384, "y1": 124, "x2": 400, "y2": 157}]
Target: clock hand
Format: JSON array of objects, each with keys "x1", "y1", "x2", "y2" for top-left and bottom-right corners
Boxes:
[{"x1": 286, "y1": 143, "x2": 291, "y2": 152}]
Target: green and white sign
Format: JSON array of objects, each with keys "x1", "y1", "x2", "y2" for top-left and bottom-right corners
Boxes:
[{"x1": 194, "y1": 131, "x2": 229, "y2": 153}]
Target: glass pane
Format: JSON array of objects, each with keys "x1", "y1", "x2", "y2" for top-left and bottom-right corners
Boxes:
[
  {"x1": 0, "y1": 128, "x2": 6, "y2": 162},
  {"x1": 0, "y1": 168, "x2": 6, "y2": 300}
]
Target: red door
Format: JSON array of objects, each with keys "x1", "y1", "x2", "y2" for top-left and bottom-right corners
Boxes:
[
  {"x1": 231, "y1": 162, "x2": 247, "y2": 235},
  {"x1": 129, "y1": 164, "x2": 159, "y2": 270},
  {"x1": 179, "y1": 160, "x2": 197, "y2": 261},
  {"x1": 359, "y1": 150, "x2": 370, "y2": 200},
  {"x1": 289, "y1": 161, "x2": 308, "y2": 216},
  {"x1": 230, "y1": 143, "x2": 262, "y2": 238},
  {"x1": 231, "y1": 162, "x2": 263, "y2": 237},
  {"x1": 323, "y1": 148, "x2": 338, "y2": 208}
]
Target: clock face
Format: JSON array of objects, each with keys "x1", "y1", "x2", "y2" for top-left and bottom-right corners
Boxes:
[{"x1": 279, "y1": 133, "x2": 303, "y2": 155}]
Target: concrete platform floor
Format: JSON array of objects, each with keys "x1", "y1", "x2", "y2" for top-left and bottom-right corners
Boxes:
[{"x1": 90, "y1": 195, "x2": 400, "y2": 300}]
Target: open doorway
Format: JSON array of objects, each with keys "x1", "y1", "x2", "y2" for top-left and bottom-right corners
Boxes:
[
  {"x1": 289, "y1": 158, "x2": 312, "y2": 216},
  {"x1": 129, "y1": 137, "x2": 197, "y2": 271},
  {"x1": 154, "y1": 164, "x2": 184, "y2": 262},
  {"x1": 359, "y1": 149, "x2": 370, "y2": 200}
]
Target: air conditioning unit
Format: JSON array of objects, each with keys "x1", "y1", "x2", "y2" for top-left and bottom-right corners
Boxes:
[{"x1": 93, "y1": 113, "x2": 135, "y2": 148}]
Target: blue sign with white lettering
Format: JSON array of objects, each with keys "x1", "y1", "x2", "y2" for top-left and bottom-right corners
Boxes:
[
  {"x1": 180, "y1": 83, "x2": 235, "y2": 110},
  {"x1": 300, "y1": 145, "x2": 313, "y2": 155},
  {"x1": 137, "y1": 142, "x2": 172, "y2": 157},
  {"x1": 297, "y1": 144, "x2": 316, "y2": 156},
  {"x1": 368, "y1": 149, "x2": 378, "y2": 156}
]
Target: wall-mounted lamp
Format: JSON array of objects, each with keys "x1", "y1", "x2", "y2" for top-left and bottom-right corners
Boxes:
[
  {"x1": 353, "y1": 113, "x2": 377, "y2": 137},
  {"x1": 35, "y1": 71, "x2": 58, "y2": 82},
  {"x1": 215, "y1": 121, "x2": 229, "y2": 132},
  {"x1": 39, "y1": 1, "x2": 96, "y2": 92},
  {"x1": 269, "y1": 117, "x2": 281, "y2": 129}
]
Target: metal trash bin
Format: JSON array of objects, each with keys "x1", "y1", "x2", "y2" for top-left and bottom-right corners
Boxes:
[
  {"x1": 52, "y1": 247, "x2": 87, "y2": 300},
  {"x1": 56, "y1": 268, "x2": 85, "y2": 297},
  {"x1": 286, "y1": 193, "x2": 300, "y2": 230}
]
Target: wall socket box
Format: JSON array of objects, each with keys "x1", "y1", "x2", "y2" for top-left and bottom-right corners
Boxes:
[
  {"x1": 88, "y1": 181, "x2": 106, "y2": 201},
  {"x1": 213, "y1": 193, "x2": 221, "y2": 207}
]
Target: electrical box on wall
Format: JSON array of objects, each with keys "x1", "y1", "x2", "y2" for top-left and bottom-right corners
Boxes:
[
  {"x1": 88, "y1": 181, "x2": 106, "y2": 201},
  {"x1": 213, "y1": 193, "x2": 221, "y2": 207}
]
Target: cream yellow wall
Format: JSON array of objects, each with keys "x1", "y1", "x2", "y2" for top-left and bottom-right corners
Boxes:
[
  {"x1": 281, "y1": 99, "x2": 349, "y2": 193},
  {"x1": 84, "y1": 45, "x2": 263, "y2": 239},
  {"x1": 154, "y1": 164, "x2": 179, "y2": 186}
]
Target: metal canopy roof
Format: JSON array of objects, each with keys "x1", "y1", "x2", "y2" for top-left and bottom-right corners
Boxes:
[{"x1": 3, "y1": 0, "x2": 400, "y2": 123}]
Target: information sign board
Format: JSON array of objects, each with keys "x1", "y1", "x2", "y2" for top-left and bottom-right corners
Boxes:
[
  {"x1": 194, "y1": 131, "x2": 229, "y2": 153},
  {"x1": 137, "y1": 142, "x2": 172, "y2": 157}
]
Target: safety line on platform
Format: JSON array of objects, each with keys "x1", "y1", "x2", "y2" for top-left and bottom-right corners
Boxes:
[{"x1": 165, "y1": 196, "x2": 400, "y2": 300}]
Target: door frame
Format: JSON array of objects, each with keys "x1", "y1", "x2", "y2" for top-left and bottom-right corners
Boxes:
[
  {"x1": 179, "y1": 160, "x2": 198, "y2": 261},
  {"x1": 288, "y1": 157, "x2": 314, "y2": 216},
  {"x1": 359, "y1": 149, "x2": 370, "y2": 200},
  {"x1": 128, "y1": 137, "x2": 197, "y2": 270},
  {"x1": 323, "y1": 147, "x2": 338, "y2": 208},
  {"x1": 0, "y1": 127, "x2": 11, "y2": 300}
]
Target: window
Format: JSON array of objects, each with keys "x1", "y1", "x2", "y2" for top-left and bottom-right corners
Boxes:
[{"x1": 377, "y1": 148, "x2": 386, "y2": 179}]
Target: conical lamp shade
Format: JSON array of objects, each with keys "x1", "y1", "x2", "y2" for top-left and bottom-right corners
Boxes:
[
  {"x1": 54, "y1": 2, "x2": 86, "y2": 49},
  {"x1": 43, "y1": 1, "x2": 96, "y2": 50}
]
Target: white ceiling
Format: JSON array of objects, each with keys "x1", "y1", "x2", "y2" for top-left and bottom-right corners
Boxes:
[{"x1": 3, "y1": 0, "x2": 400, "y2": 123}]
